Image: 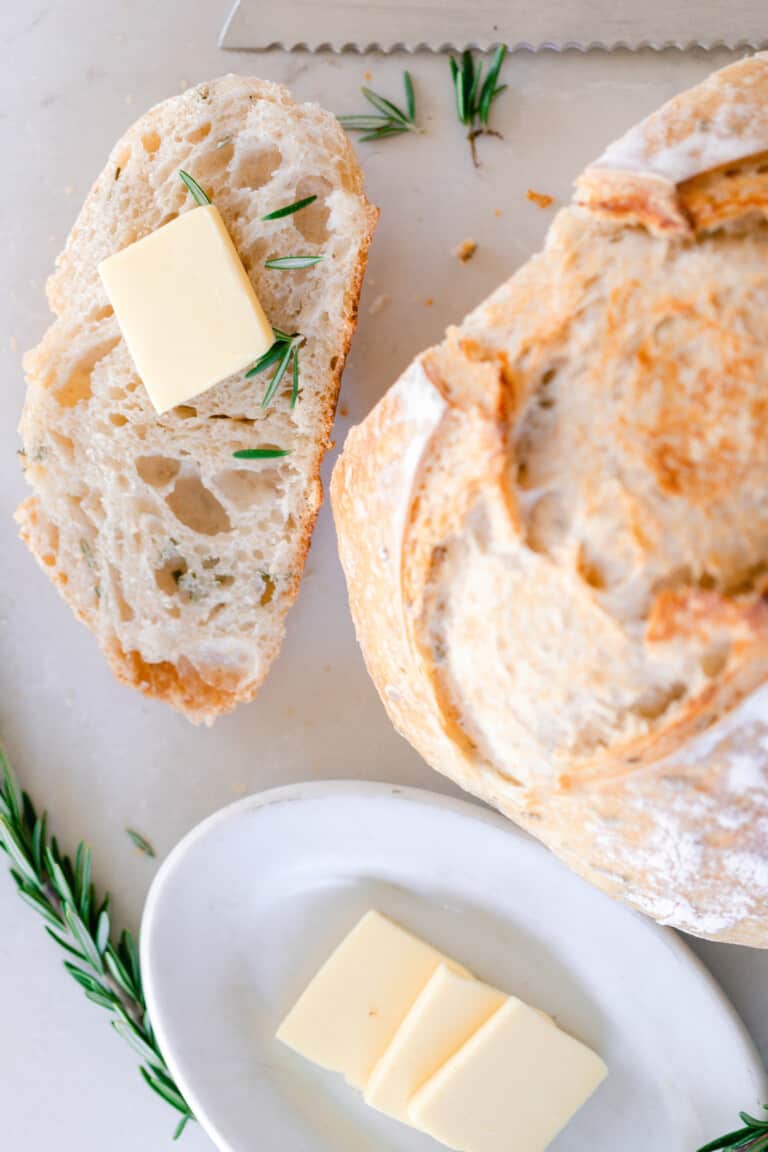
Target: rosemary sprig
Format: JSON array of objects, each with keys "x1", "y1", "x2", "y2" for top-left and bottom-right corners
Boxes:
[
  {"x1": 246, "y1": 327, "x2": 305, "y2": 410},
  {"x1": 265, "y1": 255, "x2": 325, "y2": 270},
  {"x1": 178, "y1": 169, "x2": 210, "y2": 206},
  {"x1": 449, "y1": 45, "x2": 508, "y2": 166},
  {"x1": 339, "y1": 71, "x2": 420, "y2": 143},
  {"x1": 126, "y1": 828, "x2": 156, "y2": 858},
  {"x1": 0, "y1": 750, "x2": 193, "y2": 1139},
  {"x1": 233, "y1": 448, "x2": 292, "y2": 460},
  {"x1": 697, "y1": 1106, "x2": 768, "y2": 1151},
  {"x1": 261, "y1": 194, "x2": 317, "y2": 221}
]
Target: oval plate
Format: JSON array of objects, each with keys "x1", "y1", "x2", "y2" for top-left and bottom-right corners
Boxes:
[{"x1": 141, "y1": 783, "x2": 766, "y2": 1152}]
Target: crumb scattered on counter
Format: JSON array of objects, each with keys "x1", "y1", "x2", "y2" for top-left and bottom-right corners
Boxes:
[
  {"x1": 363, "y1": 70, "x2": 373, "y2": 82},
  {"x1": 454, "y1": 238, "x2": 477, "y2": 263},
  {"x1": 125, "y1": 92, "x2": 135, "y2": 106},
  {"x1": 368, "y1": 292, "x2": 390, "y2": 316},
  {"x1": 340, "y1": 404, "x2": 349, "y2": 417},
  {"x1": 424, "y1": 298, "x2": 434, "y2": 307},
  {"x1": 9, "y1": 336, "x2": 18, "y2": 354},
  {"x1": 494, "y1": 208, "x2": 503, "y2": 218},
  {"x1": 527, "y1": 189, "x2": 555, "y2": 209}
]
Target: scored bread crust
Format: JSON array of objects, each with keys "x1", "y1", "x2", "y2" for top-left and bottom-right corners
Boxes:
[
  {"x1": 332, "y1": 55, "x2": 768, "y2": 946},
  {"x1": 18, "y1": 75, "x2": 377, "y2": 724}
]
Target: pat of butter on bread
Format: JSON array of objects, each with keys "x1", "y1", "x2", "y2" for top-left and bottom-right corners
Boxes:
[{"x1": 98, "y1": 203, "x2": 274, "y2": 414}]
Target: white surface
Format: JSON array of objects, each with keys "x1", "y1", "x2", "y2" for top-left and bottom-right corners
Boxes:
[
  {"x1": 141, "y1": 783, "x2": 765, "y2": 1152},
  {"x1": 0, "y1": 3, "x2": 766, "y2": 1149}
]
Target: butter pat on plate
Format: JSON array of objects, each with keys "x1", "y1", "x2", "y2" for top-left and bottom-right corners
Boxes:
[
  {"x1": 365, "y1": 964, "x2": 505, "y2": 1125},
  {"x1": 409, "y1": 997, "x2": 608, "y2": 1152},
  {"x1": 276, "y1": 910, "x2": 470, "y2": 1088},
  {"x1": 98, "y1": 203, "x2": 273, "y2": 413}
]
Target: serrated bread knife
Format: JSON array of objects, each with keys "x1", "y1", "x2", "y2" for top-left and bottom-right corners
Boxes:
[{"x1": 220, "y1": 0, "x2": 767, "y2": 53}]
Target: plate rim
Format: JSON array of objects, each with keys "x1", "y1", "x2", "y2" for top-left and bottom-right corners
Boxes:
[{"x1": 141, "y1": 780, "x2": 767, "y2": 1151}]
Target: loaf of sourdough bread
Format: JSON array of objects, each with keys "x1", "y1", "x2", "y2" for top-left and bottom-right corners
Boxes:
[
  {"x1": 332, "y1": 55, "x2": 768, "y2": 946},
  {"x1": 18, "y1": 75, "x2": 377, "y2": 723}
]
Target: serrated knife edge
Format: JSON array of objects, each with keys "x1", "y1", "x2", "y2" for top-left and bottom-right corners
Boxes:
[{"x1": 219, "y1": 0, "x2": 768, "y2": 53}]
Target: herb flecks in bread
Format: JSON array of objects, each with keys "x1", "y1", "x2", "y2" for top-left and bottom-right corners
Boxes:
[
  {"x1": 332, "y1": 54, "x2": 768, "y2": 947},
  {"x1": 18, "y1": 75, "x2": 377, "y2": 724}
]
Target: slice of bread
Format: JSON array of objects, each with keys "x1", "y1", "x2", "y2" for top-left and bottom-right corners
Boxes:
[{"x1": 18, "y1": 75, "x2": 377, "y2": 724}]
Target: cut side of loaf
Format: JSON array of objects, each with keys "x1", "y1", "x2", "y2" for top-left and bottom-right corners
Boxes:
[
  {"x1": 18, "y1": 75, "x2": 377, "y2": 724},
  {"x1": 332, "y1": 54, "x2": 768, "y2": 946}
]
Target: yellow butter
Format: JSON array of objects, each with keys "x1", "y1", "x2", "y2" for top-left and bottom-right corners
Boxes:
[
  {"x1": 98, "y1": 204, "x2": 273, "y2": 414},
  {"x1": 409, "y1": 998, "x2": 608, "y2": 1152},
  {"x1": 276, "y1": 911, "x2": 470, "y2": 1089},
  {"x1": 365, "y1": 964, "x2": 504, "y2": 1125}
]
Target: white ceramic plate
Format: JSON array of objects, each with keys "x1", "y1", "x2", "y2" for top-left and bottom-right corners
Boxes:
[{"x1": 141, "y1": 783, "x2": 766, "y2": 1152}]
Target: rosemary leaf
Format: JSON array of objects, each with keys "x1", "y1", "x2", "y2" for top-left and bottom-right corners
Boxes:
[
  {"x1": 337, "y1": 115, "x2": 392, "y2": 130},
  {"x1": 126, "y1": 828, "x2": 156, "y2": 858},
  {"x1": 245, "y1": 341, "x2": 286, "y2": 378},
  {"x1": 358, "y1": 125, "x2": 411, "y2": 143},
  {"x1": 404, "y1": 70, "x2": 415, "y2": 121},
  {"x1": 178, "y1": 169, "x2": 210, "y2": 206},
  {"x1": 261, "y1": 194, "x2": 317, "y2": 221},
  {"x1": 265, "y1": 255, "x2": 325, "y2": 270},
  {"x1": 232, "y1": 448, "x2": 292, "y2": 460},
  {"x1": 141, "y1": 1066, "x2": 192, "y2": 1116},
  {"x1": 291, "y1": 347, "x2": 300, "y2": 408},
  {"x1": 261, "y1": 339, "x2": 295, "y2": 408},
  {"x1": 362, "y1": 85, "x2": 411, "y2": 126}
]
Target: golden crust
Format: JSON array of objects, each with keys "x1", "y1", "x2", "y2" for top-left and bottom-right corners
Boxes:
[{"x1": 332, "y1": 56, "x2": 768, "y2": 946}]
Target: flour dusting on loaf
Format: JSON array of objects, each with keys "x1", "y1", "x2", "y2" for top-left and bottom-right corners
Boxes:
[
  {"x1": 332, "y1": 55, "x2": 768, "y2": 946},
  {"x1": 18, "y1": 75, "x2": 377, "y2": 723}
]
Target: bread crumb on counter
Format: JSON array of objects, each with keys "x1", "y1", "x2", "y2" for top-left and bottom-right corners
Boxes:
[
  {"x1": 424, "y1": 297, "x2": 434, "y2": 307},
  {"x1": 363, "y1": 70, "x2": 373, "y2": 82},
  {"x1": 493, "y1": 208, "x2": 503, "y2": 218},
  {"x1": 454, "y1": 238, "x2": 478, "y2": 263},
  {"x1": 527, "y1": 189, "x2": 555, "y2": 209},
  {"x1": 340, "y1": 404, "x2": 349, "y2": 417},
  {"x1": 368, "y1": 293, "x2": 390, "y2": 316},
  {"x1": 9, "y1": 335, "x2": 18, "y2": 354}
]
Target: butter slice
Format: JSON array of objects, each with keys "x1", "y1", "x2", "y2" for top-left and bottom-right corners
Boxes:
[
  {"x1": 98, "y1": 204, "x2": 273, "y2": 414},
  {"x1": 409, "y1": 999, "x2": 607, "y2": 1152},
  {"x1": 365, "y1": 964, "x2": 504, "y2": 1125},
  {"x1": 276, "y1": 911, "x2": 470, "y2": 1088}
]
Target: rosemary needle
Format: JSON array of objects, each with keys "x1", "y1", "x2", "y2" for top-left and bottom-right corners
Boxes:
[
  {"x1": 261, "y1": 194, "x2": 318, "y2": 221},
  {"x1": 126, "y1": 829, "x2": 156, "y2": 858},
  {"x1": 339, "y1": 71, "x2": 420, "y2": 143},
  {"x1": 233, "y1": 448, "x2": 292, "y2": 460},
  {"x1": 178, "y1": 169, "x2": 210, "y2": 206},
  {"x1": 265, "y1": 255, "x2": 325, "y2": 270}
]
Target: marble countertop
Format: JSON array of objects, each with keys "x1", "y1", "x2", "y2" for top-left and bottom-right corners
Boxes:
[{"x1": 0, "y1": 3, "x2": 765, "y2": 1148}]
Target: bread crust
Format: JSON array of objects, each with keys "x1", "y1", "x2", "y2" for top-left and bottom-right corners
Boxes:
[
  {"x1": 332, "y1": 56, "x2": 768, "y2": 946},
  {"x1": 18, "y1": 75, "x2": 377, "y2": 723}
]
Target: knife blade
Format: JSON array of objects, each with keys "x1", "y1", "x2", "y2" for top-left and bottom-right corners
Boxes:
[{"x1": 220, "y1": 0, "x2": 767, "y2": 53}]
